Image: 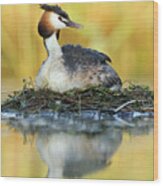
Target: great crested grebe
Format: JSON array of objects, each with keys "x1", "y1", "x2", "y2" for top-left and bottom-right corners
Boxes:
[{"x1": 36, "y1": 4, "x2": 122, "y2": 92}]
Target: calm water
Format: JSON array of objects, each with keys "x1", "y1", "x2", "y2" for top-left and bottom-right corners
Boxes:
[
  {"x1": 1, "y1": 80, "x2": 154, "y2": 180},
  {"x1": 1, "y1": 118, "x2": 154, "y2": 180}
]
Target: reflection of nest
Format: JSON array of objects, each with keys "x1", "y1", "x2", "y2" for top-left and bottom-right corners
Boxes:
[
  {"x1": 2, "y1": 112, "x2": 154, "y2": 136},
  {"x1": 2, "y1": 84, "x2": 153, "y2": 114}
]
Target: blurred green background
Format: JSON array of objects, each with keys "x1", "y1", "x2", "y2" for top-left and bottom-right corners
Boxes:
[{"x1": 1, "y1": 2, "x2": 154, "y2": 89}]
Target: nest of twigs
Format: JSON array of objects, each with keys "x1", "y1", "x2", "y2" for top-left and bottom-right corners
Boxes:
[{"x1": 1, "y1": 79, "x2": 154, "y2": 114}]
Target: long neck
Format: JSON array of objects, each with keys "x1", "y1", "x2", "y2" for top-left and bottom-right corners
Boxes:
[{"x1": 44, "y1": 32, "x2": 63, "y2": 58}]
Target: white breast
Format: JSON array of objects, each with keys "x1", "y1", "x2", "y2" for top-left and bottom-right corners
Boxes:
[
  {"x1": 35, "y1": 33, "x2": 88, "y2": 92},
  {"x1": 35, "y1": 33, "x2": 71, "y2": 92},
  {"x1": 36, "y1": 56, "x2": 68, "y2": 91}
]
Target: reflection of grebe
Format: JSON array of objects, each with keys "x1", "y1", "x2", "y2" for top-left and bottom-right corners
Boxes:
[
  {"x1": 36, "y1": 129, "x2": 122, "y2": 178},
  {"x1": 36, "y1": 4, "x2": 122, "y2": 92}
]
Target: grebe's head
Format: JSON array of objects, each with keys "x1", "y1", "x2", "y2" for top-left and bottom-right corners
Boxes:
[{"x1": 38, "y1": 4, "x2": 82, "y2": 38}]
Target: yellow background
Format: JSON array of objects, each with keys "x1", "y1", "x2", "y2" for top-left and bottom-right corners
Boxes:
[{"x1": 1, "y1": 2, "x2": 154, "y2": 88}]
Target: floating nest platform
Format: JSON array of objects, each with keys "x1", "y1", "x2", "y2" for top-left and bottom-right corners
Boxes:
[{"x1": 1, "y1": 83, "x2": 154, "y2": 115}]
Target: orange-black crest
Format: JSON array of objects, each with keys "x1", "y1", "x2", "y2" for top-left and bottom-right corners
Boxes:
[{"x1": 40, "y1": 4, "x2": 69, "y2": 19}]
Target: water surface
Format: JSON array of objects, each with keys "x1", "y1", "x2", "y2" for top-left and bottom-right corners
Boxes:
[{"x1": 1, "y1": 114, "x2": 154, "y2": 180}]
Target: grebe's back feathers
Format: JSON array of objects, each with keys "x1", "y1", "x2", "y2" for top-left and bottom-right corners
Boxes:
[
  {"x1": 62, "y1": 44, "x2": 111, "y2": 62},
  {"x1": 62, "y1": 44, "x2": 111, "y2": 71},
  {"x1": 62, "y1": 45, "x2": 122, "y2": 90}
]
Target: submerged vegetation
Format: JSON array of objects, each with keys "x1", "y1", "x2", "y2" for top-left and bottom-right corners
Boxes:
[{"x1": 1, "y1": 79, "x2": 154, "y2": 115}]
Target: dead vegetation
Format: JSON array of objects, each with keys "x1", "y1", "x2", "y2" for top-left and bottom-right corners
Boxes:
[{"x1": 1, "y1": 79, "x2": 154, "y2": 114}]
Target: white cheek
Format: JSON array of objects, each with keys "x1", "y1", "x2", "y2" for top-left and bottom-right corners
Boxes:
[{"x1": 50, "y1": 13, "x2": 66, "y2": 29}]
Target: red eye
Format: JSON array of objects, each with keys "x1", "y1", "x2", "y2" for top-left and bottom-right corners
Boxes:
[{"x1": 58, "y1": 16, "x2": 62, "y2": 21}]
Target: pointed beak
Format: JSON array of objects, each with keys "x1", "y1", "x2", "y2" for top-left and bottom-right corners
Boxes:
[{"x1": 66, "y1": 20, "x2": 83, "y2": 29}]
